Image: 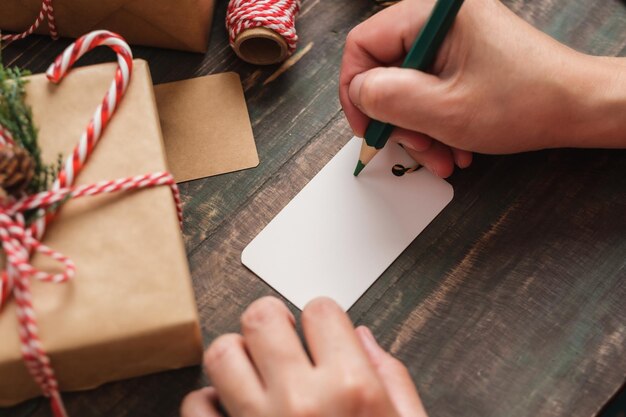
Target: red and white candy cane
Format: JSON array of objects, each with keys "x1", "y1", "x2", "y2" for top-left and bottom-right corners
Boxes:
[
  {"x1": 32, "y1": 30, "x2": 134, "y2": 240},
  {"x1": 0, "y1": 31, "x2": 182, "y2": 417},
  {"x1": 0, "y1": 0, "x2": 58, "y2": 43}
]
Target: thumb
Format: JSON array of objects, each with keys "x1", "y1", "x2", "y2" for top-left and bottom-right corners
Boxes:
[
  {"x1": 356, "y1": 326, "x2": 429, "y2": 417},
  {"x1": 348, "y1": 67, "x2": 445, "y2": 138}
]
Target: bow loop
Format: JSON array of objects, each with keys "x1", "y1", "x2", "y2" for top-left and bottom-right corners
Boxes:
[{"x1": 0, "y1": 207, "x2": 75, "y2": 312}]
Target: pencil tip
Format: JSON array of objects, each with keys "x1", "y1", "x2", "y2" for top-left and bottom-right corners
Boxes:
[{"x1": 354, "y1": 160, "x2": 366, "y2": 176}]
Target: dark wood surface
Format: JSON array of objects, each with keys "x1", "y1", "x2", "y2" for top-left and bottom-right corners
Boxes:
[{"x1": 2, "y1": 0, "x2": 625, "y2": 416}]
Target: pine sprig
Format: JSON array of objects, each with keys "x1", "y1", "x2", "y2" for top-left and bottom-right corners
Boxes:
[{"x1": 0, "y1": 61, "x2": 60, "y2": 194}]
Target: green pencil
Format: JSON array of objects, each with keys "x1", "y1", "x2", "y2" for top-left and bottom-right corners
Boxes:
[{"x1": 354, "y1": 0, "x2": 465, "y2": 176}]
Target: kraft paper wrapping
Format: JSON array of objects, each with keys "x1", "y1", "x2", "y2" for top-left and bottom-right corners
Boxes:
[
  {"x1": 0, "y1": 0, "x2": 214, "y2": 52},
  {"x1": 0, "y1": 60, "x2": 203, "y2": 406}
]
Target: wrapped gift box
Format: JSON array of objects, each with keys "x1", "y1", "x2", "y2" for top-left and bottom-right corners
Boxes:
[
  {"x1": 0, "y1": 0, "x2": 215, "y2": 52},
  {"x1": 0, "y1": 59, "x2": 203, "y2": 406}
]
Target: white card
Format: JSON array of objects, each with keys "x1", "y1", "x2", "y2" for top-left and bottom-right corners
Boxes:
[{"x1": 242, "y1": 137, "x2": 454, "y2": 310}]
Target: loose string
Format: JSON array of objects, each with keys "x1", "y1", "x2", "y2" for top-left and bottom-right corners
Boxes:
[
  {"x1": 0, "y1": 31, "x2": 181, "y2": 417},
  {"x1": 0, "y1": 0, "x2": 58, "y2": 43},
  {"x1": 226, "y1": 0, "x2": 301, "y2": 55}
]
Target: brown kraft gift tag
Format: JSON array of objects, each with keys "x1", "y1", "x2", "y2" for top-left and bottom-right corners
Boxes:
[{"x1": 155, "y1": 73, "x2": 260, "y2": 183}]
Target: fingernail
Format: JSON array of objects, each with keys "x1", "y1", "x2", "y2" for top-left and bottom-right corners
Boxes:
[
  {"x1": 453, "y1": 153, "x2": 468, "y2": 169},
  {"x1": 349, "y1": 73, "x2": 365, "y2": 108}
]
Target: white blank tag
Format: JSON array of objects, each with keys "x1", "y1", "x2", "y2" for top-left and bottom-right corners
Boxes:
[{"x1": 242, "y1": 137, "x2": 454, "y2": 310}]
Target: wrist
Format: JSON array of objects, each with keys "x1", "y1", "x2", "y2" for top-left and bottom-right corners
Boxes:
[{"x1": 557, "y1": 53, "x2": 626, "y2": 149}]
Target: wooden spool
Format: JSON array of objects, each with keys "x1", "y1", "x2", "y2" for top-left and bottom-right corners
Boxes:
[{"x1": 233, "y1": 27, "x2": 289, "y2": 65}]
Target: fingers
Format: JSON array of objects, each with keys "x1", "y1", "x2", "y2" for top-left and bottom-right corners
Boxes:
[
  {"x1": 404, "y1": 140, "x2": 456, "y2": 178},
  {"x1": 204, "y1": 334, "x2": 265, "y2": 416},
  {"x1": 390, "y1": 127, "x2": 433, "y2": 152},
  {"x1": 339, "y1": 0, "x2": 435, "y2": 137},
  {"x1": 181, "y1": 387, "x2": 223, "y2": 417},
  {"x1": 301, "y1": 297, "x2": 373, "y2": 371},
  {"x1": 190, "y1": 300, "x2": 418, "y2": 417},
  {"x1": 240, "y1": 297, "x2": 312, "y2": 384},
  {"x1": 452, "y1": 147, "x2": 473, "y2": 168},
  {"x1": 390, "y1": 129, "x2": 473, "y2": 176},
  {"x1": 348, "y1": 67, "x2": 448, "y2": 139},
  {"x1": 356, "y1": 326, "x2": 430, "y2": 417},
  {"x1": 345, "y1": 0, "x2": 434, "y2": 67}
]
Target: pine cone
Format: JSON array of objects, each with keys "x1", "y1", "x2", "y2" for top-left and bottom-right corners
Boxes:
[{"x1": 0, "y1": 144, "x2": 35, "y2": 198}]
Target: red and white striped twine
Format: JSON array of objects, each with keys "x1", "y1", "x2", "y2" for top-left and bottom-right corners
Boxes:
[
  {"x1": 226, "y1": 0, "x2": 301, "y2": 55},
  {"x1": 0, "y1": 31, "x2": 182, "y2": 417},
  {"x1": 0, "y1": 0, "x2": 58, "y2": 43},
  {"x1": 0, "y1": 125, "x2": 16, "y2": 146}
]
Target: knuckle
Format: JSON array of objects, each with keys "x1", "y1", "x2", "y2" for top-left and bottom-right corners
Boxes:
[
  {"x1": 345, "y1": 26, "x2": 361, "y2": 49},
  {"x1": 204, "y1": 333, "x2": 242, "y2": 369},
  {"x1": 236, "y1": 397, "x2": 265, "y2": 417},
  {"x1": 280, "y1": 394, "x2": 321, "y2": 417},
  {"x1": 336, "y1": 375, "x2": 384, "y2": 411},
  {"x1": 241, "y1": 296, "x2": 289, "y2": 330}
]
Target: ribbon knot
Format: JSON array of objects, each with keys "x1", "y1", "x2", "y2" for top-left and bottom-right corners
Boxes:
[
  {"x1": 0, "y1": 200, "x2": 76, "y2": 312},
  {"x1": 0, "y1": 172, "x2": 181, "y2": 417},
  {"x1": 0, "y1": 194, "x2": 76, "y2": 417}
]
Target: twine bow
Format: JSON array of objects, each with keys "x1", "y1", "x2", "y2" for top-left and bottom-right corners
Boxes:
[
  {"x1": 0, "y1": 172, "x2": 182, "y2": 308},
  {"x1": 0, "y1": 0, "x2": 58, "y2": 43},
  {"x1": 0, "y1": 31, "x2": 182, "y2": 417}
]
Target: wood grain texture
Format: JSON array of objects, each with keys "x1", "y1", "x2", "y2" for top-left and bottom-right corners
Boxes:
[{"x1": 1, "y1": 0, "x2": 625, "y2": 416}]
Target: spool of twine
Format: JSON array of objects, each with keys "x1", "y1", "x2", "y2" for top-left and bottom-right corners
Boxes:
[{"x1": 226, "y1": 0, "x2": 301, "y2": 65}]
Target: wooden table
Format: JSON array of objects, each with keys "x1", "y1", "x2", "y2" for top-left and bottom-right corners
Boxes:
[{"x1": 2, "y1": 1, "x2": 625, "y2": 416}]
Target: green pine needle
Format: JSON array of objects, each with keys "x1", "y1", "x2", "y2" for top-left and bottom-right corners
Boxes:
[{"x1": 0, "y1": 58, "x2": 61, "y2": 195}]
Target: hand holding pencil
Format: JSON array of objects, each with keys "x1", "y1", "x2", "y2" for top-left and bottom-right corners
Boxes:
[
  {"x1": 352, "y1": 0, "x2": 465, "y2": 176},
  {"x1": 340, "y1": 0, "x2": 626, "y2": 178}
]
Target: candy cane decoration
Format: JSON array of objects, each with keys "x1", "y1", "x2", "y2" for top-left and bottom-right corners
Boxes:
[
  {"x1": 31, "y1": 30, "x2": 134, "y2": 240},
  {"x1": 0, "y1": 0, "x2": 58, "y2": 43}
]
